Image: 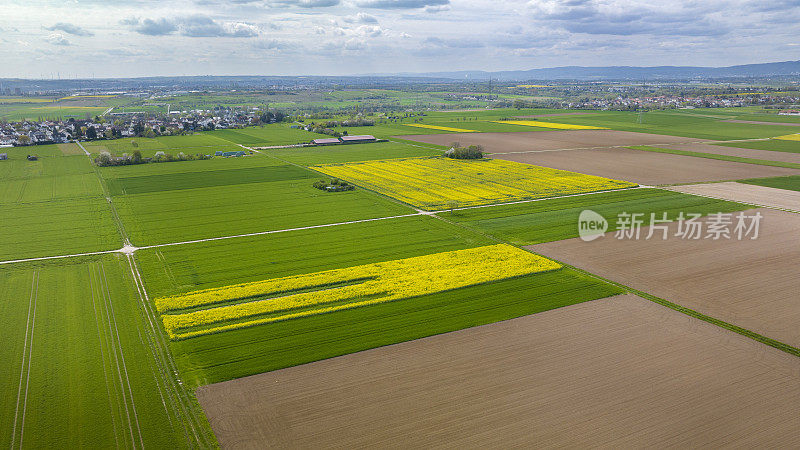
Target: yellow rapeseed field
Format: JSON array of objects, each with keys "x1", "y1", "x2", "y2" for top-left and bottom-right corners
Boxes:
[
  {"x1": 492, "y1": 120, "x2": 607, "y2": 130},
  {"x1": 311, "y1": 157, "x2": 636, "y2": 210},
  {"x1": 405, "y1": 123, "x2": 478, "y2": 132},
  {"x1": 774, "y1": 133, "x2": 800, "y2": 141},
  {"x1": 156, "y1": 244, "x2": 561, "y2": 340}
]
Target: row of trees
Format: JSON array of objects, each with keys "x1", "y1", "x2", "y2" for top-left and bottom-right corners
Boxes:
[{"x1": 94, "y1": 150, "x2": 212, "y2": 167}]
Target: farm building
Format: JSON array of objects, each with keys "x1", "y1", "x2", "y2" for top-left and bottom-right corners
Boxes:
[
  {"x1": 341, "y1": 135, "x2": 376, "y2": 144},
  {"x1": 312, "y1": 138, "x2": 341, "y2": 146},
  {"x1": 0, "y1": 153, "x2": 7, "y2": 160},
  {"x1": 222, "y1": 151, "x2": 247, "y2": 157},
  {"x1": 215, "y1": 151, "x2": 224, "y2": 156}
]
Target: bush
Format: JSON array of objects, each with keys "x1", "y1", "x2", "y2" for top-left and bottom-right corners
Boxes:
[
  {"x1": 313, "y1": 179, "x2": 355, "y2": 192},
  {"x1": 445, "y1": 144, "x2": 484, "y2": 160}
]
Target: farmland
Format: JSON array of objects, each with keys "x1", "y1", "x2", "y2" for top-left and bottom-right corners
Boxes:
[
  {"x1": 312, "y1": 157, "x2": 636, "y2": 210},
  {"x1": 441, "y1": 188, "x2": 748, "y2": 245},
  {"x1": 5, "y1": 103, "x2": 800, "y2": 448},
  {"x1": 531, "y1": 208, "x2": 800, "y2": 348},
  {"x1": 0, "y1": 256, "x2": 212, "y2": 448},
  {"x1": 106, "y1": 155, "x2": 413, "y2": 246},
  {"x1": 197, "y1": 294, "x2": 800, "y2": 448},
  {"x1": 156, "y1": 245, "x2": 562, "y2": 339}
]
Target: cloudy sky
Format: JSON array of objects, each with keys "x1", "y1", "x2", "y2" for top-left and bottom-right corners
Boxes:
[{"x1": 2, "y1": 0, "x2": 800, "y2": 78}]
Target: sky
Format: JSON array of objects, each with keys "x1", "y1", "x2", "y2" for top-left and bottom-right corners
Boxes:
[{"x1": 2, "y1": 0, "x2": 800, "y2": 78}]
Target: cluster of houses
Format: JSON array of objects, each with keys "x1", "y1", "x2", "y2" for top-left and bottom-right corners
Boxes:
[{"x1": 0, "y1": 108, "x2": 283, "y2": 148}]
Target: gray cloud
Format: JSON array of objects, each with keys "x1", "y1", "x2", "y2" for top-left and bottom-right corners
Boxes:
[
  {"x1": 265, "y1": 0, "x2": 340, "y2": 7},
  {"x1": 46, "y1": 22, "x2": 94, "y2": 37},
  {"x1": 122, "y1": 16, "x2": 260, "y2": 37},
  {"x1": 357, "y1": 0, "x2": 449, "y2": 9},
  {"x1": 528, "y1": 1, "x2": 730, "y2": 37}
]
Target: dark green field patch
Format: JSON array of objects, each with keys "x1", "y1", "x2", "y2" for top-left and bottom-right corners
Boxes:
[
  {"x1": 441, "y1": 188, "x2": 749, "y2": 245},
  {"x1": 106, "y1": 165, "x2": 315, "y2": 195},
  {"x1": 738, "y1": 175, "x2": 800, "y2": 192}
]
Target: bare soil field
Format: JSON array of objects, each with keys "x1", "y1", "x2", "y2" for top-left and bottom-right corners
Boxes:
[
  {"x1": 196, "y1": 294, "x2": 800, "y2": 449},
  {"x1": 530, "y1": 208, "x2": 800, "y2": 348},
  {"x1": 491, "y1": 147, "x2": 800, "y2": 185},
  {"x1": 667, "y1": 182, "x2": 800, "y2": 211},
  {"x1": 397, "y1": 130, "x2": 701, "y2": 153},
  {"x1": 662, "y1": 142, "x2": 800, "y2": 164},
  {"x1": 723, "y1": 119, "x2": 800, "y2": 127}
]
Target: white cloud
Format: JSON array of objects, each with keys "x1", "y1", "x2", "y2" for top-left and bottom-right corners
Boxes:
[{"x1": 46, "y1": 33, "x2": 71, "y2": 46}]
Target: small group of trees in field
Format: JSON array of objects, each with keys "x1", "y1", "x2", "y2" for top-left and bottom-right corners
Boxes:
[
  {"x1": 313, "y1": 178, "x2": 355, "y2": 192},
  {"x1": 95, "y1": 149, "x2": 211, "y2": 167},
  {"x1": 445, "y1": 143, "x2": 484, "y2": 160}
]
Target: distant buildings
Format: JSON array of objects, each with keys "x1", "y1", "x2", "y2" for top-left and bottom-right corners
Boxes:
[{"x1": 0, "y1": 153, "x2": 7, "y2": 160}]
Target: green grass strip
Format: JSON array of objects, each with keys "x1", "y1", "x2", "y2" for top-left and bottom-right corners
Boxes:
[{"x1": 627, "y1": 145, "x2": 800, "y2": 169}]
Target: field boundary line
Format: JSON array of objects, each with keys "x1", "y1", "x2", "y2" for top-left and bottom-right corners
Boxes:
[
  {"x1": 10, "y1": 271, "x2": 38, "y2": 450},
  {"x1": 139, "y1": 213, "x2": 423, "y2": 250},
  {"x1": 15, "y1": 270, "x2": 39, "y2": 450},
  {"x1": 0, "y1": 186, "x2": 656, "y2": 265}
]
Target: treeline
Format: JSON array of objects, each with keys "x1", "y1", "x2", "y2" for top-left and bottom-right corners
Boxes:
[{"x1": 95, "y1": 150, "x2": 212, "y2": 167}]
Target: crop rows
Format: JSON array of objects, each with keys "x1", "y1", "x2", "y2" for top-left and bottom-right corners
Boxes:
[
  {"x1": 312, "y1": 156, "x2": 636, "y2": 210},
  {"x1": 156, "y1": 244, "x2": 561, "y2": 339}
]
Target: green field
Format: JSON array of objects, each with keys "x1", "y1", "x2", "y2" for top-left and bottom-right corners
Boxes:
[
  {"x1": 525, "y1": 110, "x2": 800, "y2": 140},
  {"x1": 83, "y1": 134, "x2": 241, "y2": 157},
  {"x1": 134, "y1": 214, "x2": 621, "y2": 385},
  {"x1": 136, "y1": 214, "x2": 489, "y2": 297},
  {"x1": 440, "y1": 188, "x2": 748, "y2": 245},
  {"x1": 0, "y1": 198, "x2": 121, "y2": 260},
  {"x1": 108, "y1": 157, "x2": 413, "y2": 246},
  {"x1": 0, "y1": 256, "x2": 213, "y2": 448},
  {"x1": 0, "y1": 152, "x2": 120, "y2": 260},
  {"x1": 738, "y1": 175, "x2": 800, "y2": 192},
  {"x1": 713, "y1": 139, "x2": 800, "y2": 154}
]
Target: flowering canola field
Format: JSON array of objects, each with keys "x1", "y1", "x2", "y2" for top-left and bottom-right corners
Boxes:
[
  {"x1": 156, "y1": 244, "x2": 561, "y2": 340},
  {"x1": 491, "y1": 120, "x2": 607, "y2": 130},
  {"x1": 404, "y1": 123, "x2": 478, "y2": 133},
  {"x1": 311, "y1": 157, "x2": 636, "y2": 210},
  {"x1": 774, "y1": 133, "x2": 800, "y2": 141}
]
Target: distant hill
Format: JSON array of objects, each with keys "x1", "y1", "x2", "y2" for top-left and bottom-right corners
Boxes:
[{"x1": 387, "y1": 60, "x2": 800, "y2": 81}]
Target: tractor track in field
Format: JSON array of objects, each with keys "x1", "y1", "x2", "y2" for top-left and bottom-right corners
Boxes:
[
  {"x1": 11, "y1": 270, "x2": 38, "y2": 450},
  {"x1": 125, "y1": 254, "x2": 213, "y2": 448},
  {"x1": 88, "y1": 265, "x2": 122, "y2": 449},
  {"x1": 99, "y1": 263, "x2": 144, "y2": 449}
]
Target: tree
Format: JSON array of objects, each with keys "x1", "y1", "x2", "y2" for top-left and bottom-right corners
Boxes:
[
  {"x1": 131, "y1": 150, "x2": 143, "y2": 164},
  {"x1": 18, "y1": 135, "x2": 31, "y2": 145},
  {"x1": 86, "y1": 126, "x2": 97, "y2": 140}
]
